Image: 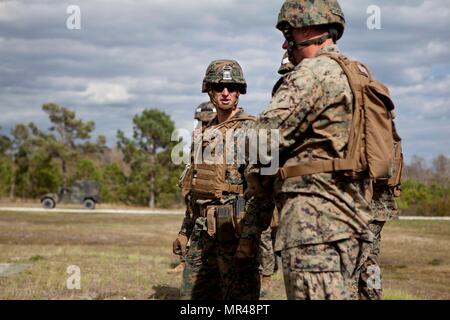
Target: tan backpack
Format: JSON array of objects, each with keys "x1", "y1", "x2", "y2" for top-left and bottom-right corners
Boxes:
[{"x1": 278, "y1": 52, "x2": 404, "y2": 201}]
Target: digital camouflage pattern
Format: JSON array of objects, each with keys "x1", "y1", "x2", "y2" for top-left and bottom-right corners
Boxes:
[
  {"x1": 278, "y1": 51, "x2": 295, "y2": 76},
  {"x1": 272, "y1": 52, "x2": 296, "y2": 97},
  {"x1": 369, "y1": 184, "x2": 399, "y2": 222},
  {"x1": 358, "y1": 221, "x2": 384, "y2": 300},
  {"x1": 250, "y1": 45, "x2": 373, "y2": 249},
  {"x1": 259, "y1": 226, "x2": 277, "y2": 277},
  {"x1": 355, "y1": 185, "x2": 398, "y2": 299},
  {"x1": 181, "y1": 216, "x2": 260, "y2": 300},
  {"x1": 202, "y1": 59, "x2": 247, "y2": 94},
  {"x1": 194, "y1": 101, "x2": 216, "y2": 124},
  {"x1": 276, "y1": 0, "x2": 345, "y2": 40},
  {"x1": 259, "y1": 207, "x2": 280, "y2": 277},
  {"x1": 281, "y1": 236, "x2": 364, "y2": 300},
  {"x1": 180, "y1": 109, "x2": 262, "y2": 300},
  {"x1": 244, "y1": 44, "x2": 374, "y2": 299}
]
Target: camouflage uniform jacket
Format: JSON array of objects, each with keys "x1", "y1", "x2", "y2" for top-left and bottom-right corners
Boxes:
[
  {"x1": 246, "y1": 45, "x2": 373, "y2": 251},
  {"x1": 179, "y1": 108, "x2": 256, "y2": 238}
]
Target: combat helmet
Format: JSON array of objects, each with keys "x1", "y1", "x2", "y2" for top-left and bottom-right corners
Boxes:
[
  {"x1": 202, "y1": 60, "x2": 247, "y2": 94},
  {"x1": 194, "y1": 101, "x2": 216, "y2": 123},
  {"x1": 276, "y1": 0, "x2": 345, "y2": 43}
]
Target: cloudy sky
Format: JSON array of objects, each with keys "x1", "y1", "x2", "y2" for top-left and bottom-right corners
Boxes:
[{"x1": 0, "y1": 0, "x2": 449, "y2": 164}]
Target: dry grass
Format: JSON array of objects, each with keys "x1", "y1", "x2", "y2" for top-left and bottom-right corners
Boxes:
[
  {"x1": 0, "y1": 211, "x2": 448, "y2": 300},
  {"x1": 0, "y1": 212, "x2": 181, "y2": 299},
  {"x1": 381, "y1": 220, "x2": 450, "y2": 300}
]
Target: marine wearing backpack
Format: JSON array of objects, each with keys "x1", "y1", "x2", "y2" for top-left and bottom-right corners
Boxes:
[
  {"x1": 243, "y1": 0, "x2": 404, "y2": 300},
  {"x1": 275, "y1": 50, "x2": 404, "y2": 300},
  {"x1": 277, "y1": 52, "x2": 404, "y2": 206}
]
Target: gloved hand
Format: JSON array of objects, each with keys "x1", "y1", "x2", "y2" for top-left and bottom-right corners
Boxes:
[
  {"x1": 234, "y1": 237, "x2": 258, "y2": 270},
  {"x1": 172, "y1": 232, "x2": 188, "y2": 256}
]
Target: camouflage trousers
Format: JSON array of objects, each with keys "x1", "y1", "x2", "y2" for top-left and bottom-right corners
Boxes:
[
  {"x1": 259, "y1": 226, "x2": 278, "y2": 276},
  {"x1": 281, "y1": 237, "x2": 368, "y2": 300},
  {"x1": 181, "y1": 217, "x2": 260, "y2": 300},
  {"x1": 357, "y1": 221, "x2": 385, "y2": 300}
]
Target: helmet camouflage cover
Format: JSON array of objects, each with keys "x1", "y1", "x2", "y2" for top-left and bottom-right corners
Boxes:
[
  {"x1": 276, "y1": 0, "x2": 345, "y2": 40},
  {"x1": 202, "y1": 59, "x2": 247, "y2": 94},
  {"x1": 194, "y1": 101, "x2": 216, "y2": 122}
]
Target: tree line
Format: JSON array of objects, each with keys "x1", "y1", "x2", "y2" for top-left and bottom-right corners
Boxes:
[
  {"x1": 400, "y1": 155, "x2": 450, "y2": 216},
  {"x1": 0, "y1": 103, "x2": 183, "y2": 208},
  {"x1": 0, "y1": 103, "x2": 448, "y2": 214}
]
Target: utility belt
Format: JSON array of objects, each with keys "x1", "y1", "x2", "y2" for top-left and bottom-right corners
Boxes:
[{"x1": 194, "y1": 196, "x2": 246, "y2": 242}]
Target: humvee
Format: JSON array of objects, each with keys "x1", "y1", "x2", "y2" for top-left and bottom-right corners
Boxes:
[{"x1": 40, "y1": 180, "x2": 101, "y2": 210}]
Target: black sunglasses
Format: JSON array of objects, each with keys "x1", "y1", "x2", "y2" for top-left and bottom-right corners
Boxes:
[{"x1": 211, "y1": 83, "x2": 239, "y2": 93}]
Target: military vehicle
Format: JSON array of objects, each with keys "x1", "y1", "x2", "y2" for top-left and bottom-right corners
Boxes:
[{"x1": 40, "y1": 180, "x2": 101, "y2": 210}]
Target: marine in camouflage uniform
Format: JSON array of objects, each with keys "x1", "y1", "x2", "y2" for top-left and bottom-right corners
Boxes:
[
  {"x1": 168, "y1": 102, "x2": 217, "y2": 275},
  {"x1": 259, "y1": 54, "x2": 295, "y2": 296},
  {"x1": 243, "y1": 0, "x2": 375, "y2": 300},
  {"x1": 259, "y1": 208, "x2": 280, "y2": 297},
  {"x1": 172, "y1": 60, "x2": 262, "y2": 300},
  {"x1": 358, "y1": 185, "x2": 399, "y2": 299},
  {"x1": 259, "y1": 226, "x2": 277, "y2": 277}
]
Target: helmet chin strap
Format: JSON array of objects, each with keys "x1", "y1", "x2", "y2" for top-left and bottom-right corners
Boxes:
[{"x1": 208, "y1": 90, "x2": 239, "y2": 111}]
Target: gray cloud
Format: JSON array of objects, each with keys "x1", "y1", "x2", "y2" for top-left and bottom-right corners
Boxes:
[{"x1": 0, "y1": 0, "x2": 449, "y2": 164}]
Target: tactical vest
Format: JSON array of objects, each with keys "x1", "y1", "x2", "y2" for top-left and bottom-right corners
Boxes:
[
  {"x1": 190, "y1": 113, "x2": 255, "y2": 199},
  {"x1": 277, "y1": 52, "x2": 404, "y2": 201},
  {"x1": 178, "y1": 164, "x2": 193, "y2": 199}
]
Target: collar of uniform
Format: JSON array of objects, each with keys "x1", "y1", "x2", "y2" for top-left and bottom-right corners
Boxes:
[
  {"x1": 315, "y1": 44, "x2": 340, "y2": 57},
  {"x1": 210, "y1": 108, "x2": 244, "y2": 126}
]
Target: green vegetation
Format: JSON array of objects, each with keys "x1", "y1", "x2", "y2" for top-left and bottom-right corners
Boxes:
[
  {"x1": 0, "y1": 103, "x2": 183, "y2": 208},
  {"x1": 399, "y1": 179, "x2": 450, "y2": 216},
  {"x1": 399, "y1": 155, "x2": 450, "y2": 216},
  {"x1": 1, "y1": 103, "x2": 448, "y2": 213}
]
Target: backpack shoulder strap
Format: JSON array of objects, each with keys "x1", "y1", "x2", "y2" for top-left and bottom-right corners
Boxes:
[
  {"x1": 214, "y1": 112, "x2": 255, "y2": 130},
  {"x1": 319, "y1": 52, "x2": 372, "y2": 108},
  {"x1": 278, "y1": 53, "x2": 367, "y2": 179}
]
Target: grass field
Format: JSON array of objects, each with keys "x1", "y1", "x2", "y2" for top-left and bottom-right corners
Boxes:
[{"x1": 0, "y1": 211, "x2": 449, "y2": 300}]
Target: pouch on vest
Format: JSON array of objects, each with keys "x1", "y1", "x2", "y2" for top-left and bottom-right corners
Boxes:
[
  {"x1": 216, "y1": 204, "x2": 235, "y2": 242},
  {"x1": 206, "y1": 206, "x2": 217, "y2": 238},
  {"x1": 178, "y1": 164, "x2": 193, "y2": 198},
  {"x1": 232, "y1": 196, "x2": 246, "y2": 237},
  {"x1": 192, "y1": 163, "x2": 225, "y2": 199},
  {"x1": 191, "y1": 114, "x2": 254, "y2": 200}
]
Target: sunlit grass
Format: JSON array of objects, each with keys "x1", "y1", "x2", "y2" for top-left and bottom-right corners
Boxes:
[{"x1": 0, "y1": 211, "x2": 449, "y2": 300}]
